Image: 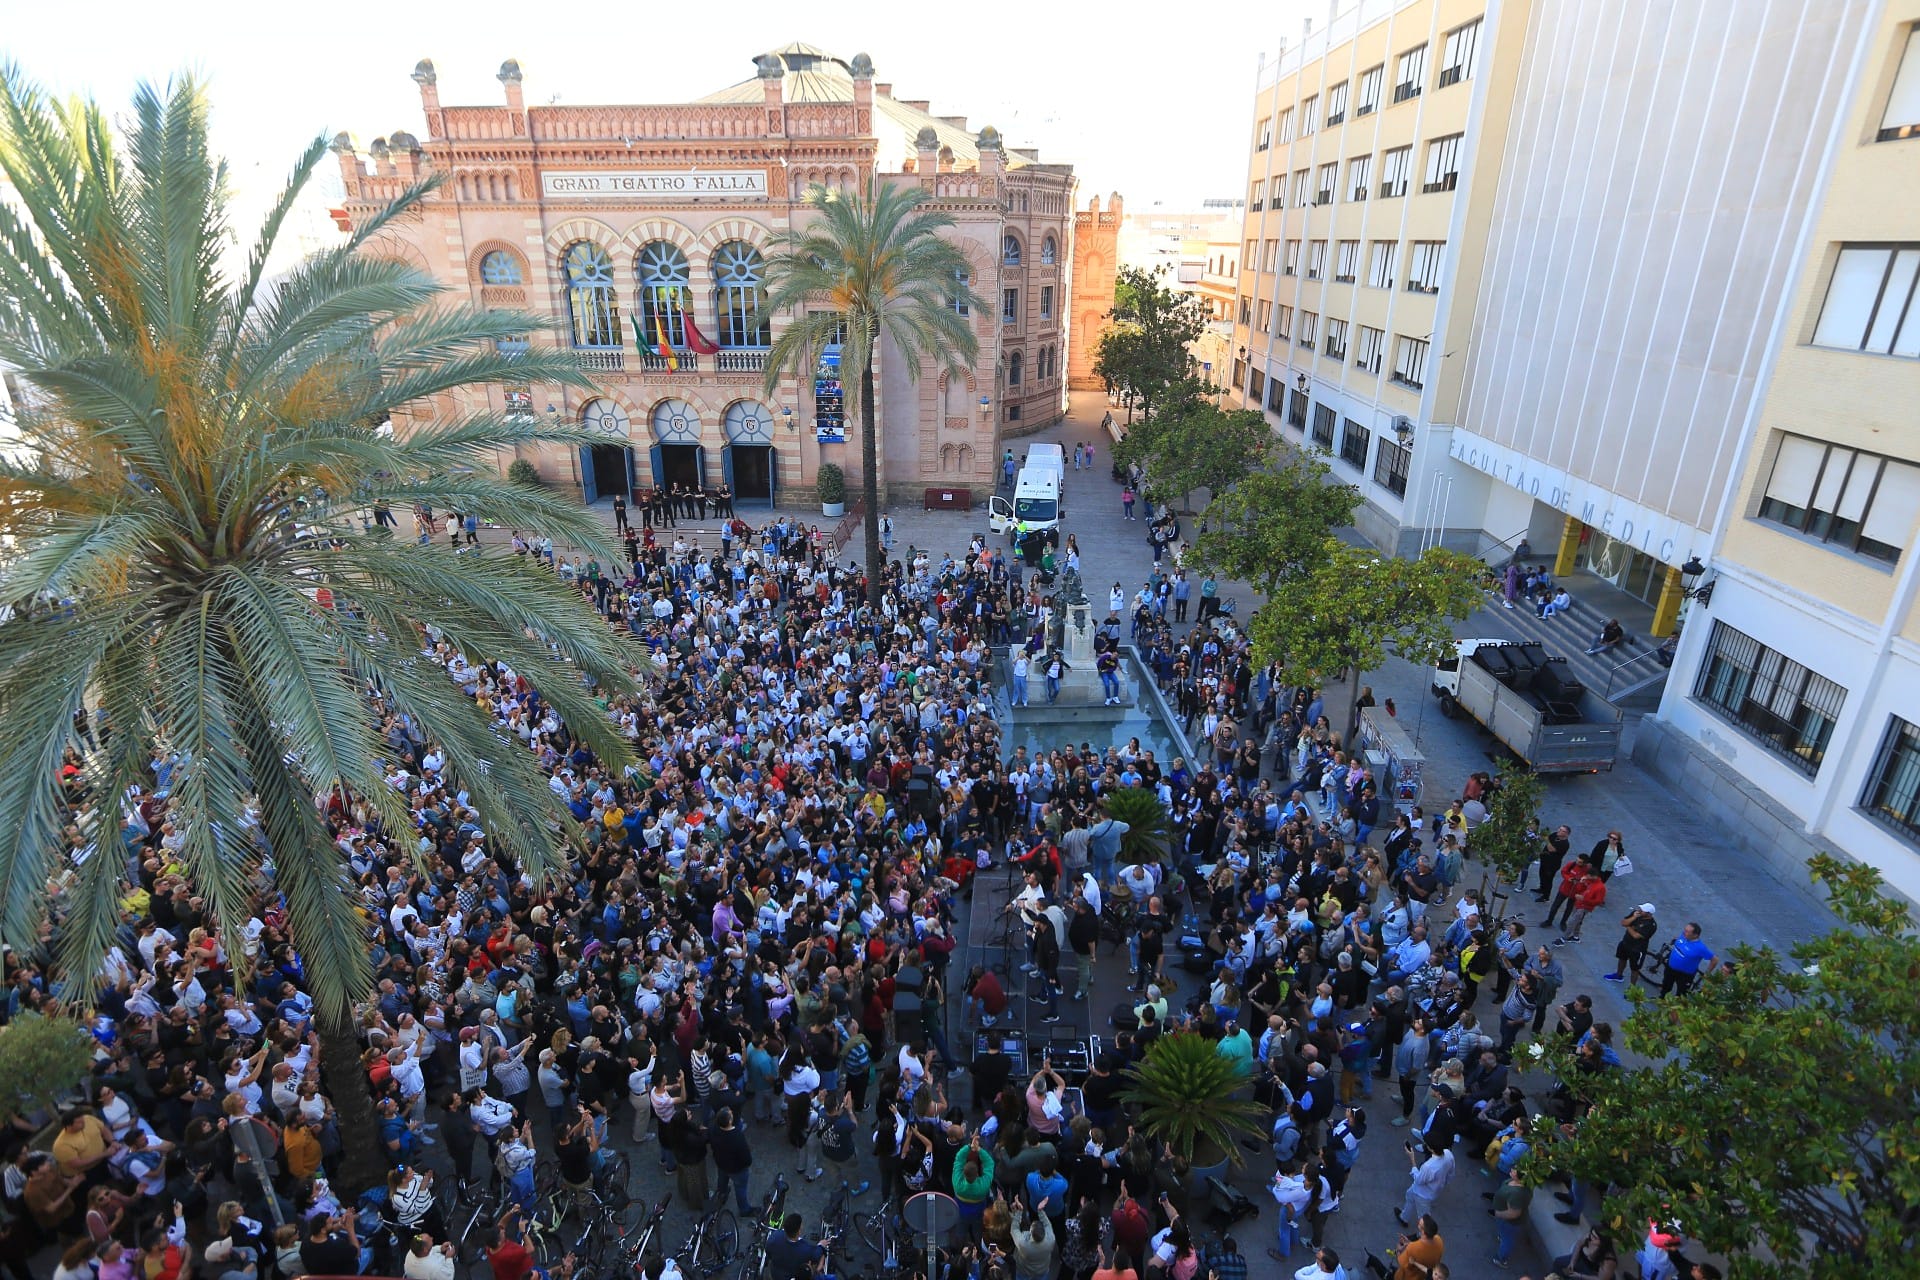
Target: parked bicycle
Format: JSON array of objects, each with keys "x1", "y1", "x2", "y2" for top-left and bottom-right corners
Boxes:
[{"x1": 679, "y1": 1203, "x2": 739, "y2": 1279}]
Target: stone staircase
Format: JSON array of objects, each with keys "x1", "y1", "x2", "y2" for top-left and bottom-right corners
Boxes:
[{"x1": 1478, "y1": 585, "x2": 1671, "y2": 709}]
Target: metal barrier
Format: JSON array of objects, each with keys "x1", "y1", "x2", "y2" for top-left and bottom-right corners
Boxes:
[{"x1": 831, "y1": 501, "x2": 867, "y2": 555}]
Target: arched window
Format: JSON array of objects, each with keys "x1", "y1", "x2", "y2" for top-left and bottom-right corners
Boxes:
[
  {"x1": 580, "y1": 398, "x2": 630, "y2": 436},
  {"x1": 723, "y1": 400, "x2": 776, "y2": 443},
  {"x1": 1008, "y1": 351, "x2": 1023, "y2": 386},
  {"x1": 562, "y1": 241, "x2": 619, "y2": 349},
  {"x1": 636, "y1": 241, "x2": 689, "y2": 348},
  {"x1": 651, "y1": 399, "x2": 700, "y2": 443},
  {"x1": 1002, "y1": 233, "x2": 1022, "y2": 266},
  {"x1": 712, "y1": 241, "x2": 770, "y2": 347},
  {"x1": 480, "y1": 250, "x2": 523, "y2": 284},
  {"x1": 1041, "y1": 235, "x2": 1057, "y2": 265}
]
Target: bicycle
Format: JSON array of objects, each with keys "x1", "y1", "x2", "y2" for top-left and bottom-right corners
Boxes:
[
  {"x1": 852, "y1": 1192, "x2": 905, "y2": 1274},
  {"x1": 581, "y1": 1194, "x2": 670, "y2": 1280},
  {"x1": 679, "y1": 1203, "x2": 739, "y2": 1279}
]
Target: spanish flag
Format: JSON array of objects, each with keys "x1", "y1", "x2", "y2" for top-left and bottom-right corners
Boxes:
[{"x1": 652, "y1": 312, "x2": 679, "y2": 371}]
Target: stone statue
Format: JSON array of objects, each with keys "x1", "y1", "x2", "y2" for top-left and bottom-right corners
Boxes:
[{"x1": 1059, "y1": 565, "x2": 1087, "y2": 607}]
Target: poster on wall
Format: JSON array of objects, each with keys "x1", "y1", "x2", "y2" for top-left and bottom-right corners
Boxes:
[{"x1": 814, "y1": 345, "x2": 846, "y2": 443}]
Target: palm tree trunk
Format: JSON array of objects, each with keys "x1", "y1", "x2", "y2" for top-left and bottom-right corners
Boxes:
[
  {"x1": 318, "y1": 1012, "x2": 387, "y2": 1193},
  {"x1": 860, "y1": 362, "x2": 884, "y2": 607}
]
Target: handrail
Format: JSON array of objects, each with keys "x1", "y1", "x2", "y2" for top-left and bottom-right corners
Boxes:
[
  {"x1": 1602, "y1": 643, "x2": 1670, "y2": 701},
  {"x1": 1475, "y1": 528, "x2": 1533, "y2": 565}
]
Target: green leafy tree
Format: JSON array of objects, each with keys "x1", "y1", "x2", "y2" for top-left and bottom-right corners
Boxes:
[
  {"x1": 1190, "y1": 450, "x2": 1360, "y2": 595},
  {"x1": 763, "y1": 183, "x2": 983, "y2": 606},
  {"x1": 1467, "y1": 761, "x2": 1546, "y2": 893},
  {"x1": 0, "y1": 1011, "x2": 95, "y2": 1128},
  {"x1": 1091, "y1": 266, "x2": 1208, "y2": 424},
  {"x1": 1121, "y1": 1031, "x2": 1268, "y2": 1164},
  {"x1": 1113, "y1": 391, "x2": 1276, "y2": 513},
  {"x1": 0, "y1": 70, "x2": 635, "y2": 1188},
  {"x1": 1531, "y1": 855, "x2": 1920, "y2": 1280},
  {"x1": 1250, "y1": 542, "x2": 1484, "y2": 734}
]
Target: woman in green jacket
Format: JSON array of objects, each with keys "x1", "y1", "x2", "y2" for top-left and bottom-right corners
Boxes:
[{"x1": 954, "y1": 1135, "x2": 997, "y2": 1240}]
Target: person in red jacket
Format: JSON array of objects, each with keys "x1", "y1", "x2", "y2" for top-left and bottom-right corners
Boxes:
[
  {"x1": 1541, "y1": 854, "x2": 1592, "y2": 933},
  {"x1": 1556, "y1": 874, "x2": 1609, "y2": 945}
]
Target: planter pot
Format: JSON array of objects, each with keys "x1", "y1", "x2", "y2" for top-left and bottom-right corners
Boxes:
[
  {"x1": 1185, "y1": 1135, "x2": 1231, "y2": 1197},
  {"x1": 821, "y1": 501, "x2": 846, "y2": 518}
]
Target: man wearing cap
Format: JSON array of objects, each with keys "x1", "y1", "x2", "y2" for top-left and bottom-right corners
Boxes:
[{"x1": 1606, "y1": 904, "x2": 1659, "y2": 982}]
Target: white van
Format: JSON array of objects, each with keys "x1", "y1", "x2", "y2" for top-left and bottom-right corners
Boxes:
[
  {"x1": 988, "y1": 466, "x2": 1062, "y2": 542},
  {"x1": 1024, "y1": 442, "x2": 1065, "y2": 476}
]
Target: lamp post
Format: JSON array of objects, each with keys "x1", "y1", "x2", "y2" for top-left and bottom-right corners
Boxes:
[
  {"x1": 978, "y1": 394, "x2": 991, "y2": 417},
  {"x1": 1679, "y1": 557, "x2": 1715, "y2": 605},
  {"x1": 782, "y1": 405, "x2": 795, "y2": 433}
]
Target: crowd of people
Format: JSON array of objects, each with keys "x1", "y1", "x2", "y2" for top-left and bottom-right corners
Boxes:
[{"x1": 0, "y1": 476, "x2": 1726, "y2": 1280}]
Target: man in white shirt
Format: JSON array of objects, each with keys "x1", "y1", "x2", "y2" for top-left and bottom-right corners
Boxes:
[
  {"x1": 1397, "y1": 1143, "x2": 1455, "y2": 1226},
  {"x1": 470, "y1": 1090, "x2": 516, "y2": 1138}
]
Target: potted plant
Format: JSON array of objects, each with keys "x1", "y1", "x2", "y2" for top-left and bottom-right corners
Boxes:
[
  {"x1": 1101, "y1": 785, "x2": 1170, "y2": 864},
  {"x1": 1121, "y1": 1031, "x2": 1267, "y2": 1194},
  {"x1": 0, "y1": 1012, "x2": 96, "y2": 1139},
  {"x1": 817, "y1": 462, "x2": 847, "y2": 518}
]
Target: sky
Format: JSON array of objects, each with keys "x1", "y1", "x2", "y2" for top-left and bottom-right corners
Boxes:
[{"x1": 3, "y1": 0, "x2": 1316, "y2": 250}]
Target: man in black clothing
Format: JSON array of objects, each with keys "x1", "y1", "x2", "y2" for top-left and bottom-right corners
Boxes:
[
  {"x1": 1534, "y1": 825, "x2": 1572, "y2": 901},
  {"x1": 300, "y1": 1211, "x2": 359, "y2": 1277},
  {"x1": 1081, "y1": 1053, "x2": 1124, "y2": 1133},
  {"x1": 1029, "y1": 916, "x2": 1063, "y2": 1024},
  {"x1": 1134, "y1": 896, "x2": 1172, "y2": 992},
  {"x1": 555, "y1": 1109, "x2": 596, "y2": 1190},
  {"x1": 765, "y1": 1214, "x2": 824, "y2": 1280},
  {"x1": 969, "y1": 1037, "x2": 1012, "y2": 1112},
  {"x1": 612, "y1": 492, "x2": 629, "y2": 534},
  {"x1": 711, "y1": 1108, "x2": 754, "y2": 1215},
  {"x1": 1067, "y1": 897, "x2": 1099, "y2": 1001}
]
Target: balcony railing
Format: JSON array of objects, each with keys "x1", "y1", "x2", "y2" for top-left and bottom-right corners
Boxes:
[
  {"x1": 576, "y1": 349, "x2": 624, "y2": 372},
  {"x1": 639, "y1": 351, "x2": 698, "y2": 372},
  {"x1": 714, "y1": 349, "x2": 768, "y2": 373}
]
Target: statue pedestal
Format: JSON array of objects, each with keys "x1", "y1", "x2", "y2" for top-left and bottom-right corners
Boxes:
[{"x1": 1047, "y1": 601, "x2": 1128, "y2": 706}]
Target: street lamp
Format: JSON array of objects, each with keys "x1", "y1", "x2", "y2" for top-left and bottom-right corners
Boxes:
[
  {"x1": 1679, "y1": 557, "x2": 1715, "y2": 605},
  {"x1": 978, "y1": 394, "x2": 991, "y2": 416},
  {"x1": 781, "y1": 405, "x2": 795, "y2": 432}
]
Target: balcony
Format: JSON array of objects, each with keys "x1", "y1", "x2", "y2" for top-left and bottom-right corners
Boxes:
[
  {"x1": 639, "y1": 351, "x2": 698, "y2": 373},
  {"x1": 576, "y1": 349, "x2": 624, "y2": 373},
  {"x1": 714, "y1": 349, "x2": 768, "y2": 373}
]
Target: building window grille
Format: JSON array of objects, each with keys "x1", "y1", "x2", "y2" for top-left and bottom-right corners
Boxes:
[{"x1": 1693, "y1": 621, "x2": 1848, "y2": 777}]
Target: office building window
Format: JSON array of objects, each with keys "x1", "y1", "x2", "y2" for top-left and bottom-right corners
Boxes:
[
  {"x1": 1407, "y1": 240, "x2": 1446, "y2": 293},
  {"x1": 1394, "y1": 45, "x2": 1428, "y2": 103},
  {"x1": 1302, "y1": 94, "x2": 1319, "y2": 135},
  {"x1": 1812, "y1": 244, "x2": 1919, "y2": 357},
  {"x1": 1862, "y1": 716, "x2": 1920, "y2": 842},
  {"x1": 1355, "y1": 325, "x2": 1385, "y2": 374},
  {"x1": 1249, "y1": 367, "x2": 1266, "y2": 402},
  {"x1": 1307, "y1": 241, "x2": 1328, "y2": 280},
  {"x1": 1317, "y1": 163, "x2": 1337, "y2": 204},
  {"x1": 1298, "y1": 311, "x2": 1319, "y2": 347},
  {"x1": 1256, "y1": 116, "x2": 1273, "y2": 151},
  {"x1": 1423, "y1": 134, "x2": 1464, "y2": 193},
  {"x1": 1243, "y1": 240, "x2": 1257, "y2": 271},
  {"x1": 1325, "y1": 81, "x2": 1349, "y2": 126},
  {"x1": 1003, "y1": 288, "x2": 1018, "y2": 323},
  {"x1": 1278, "y1": 107, "x2": 1296, "y2": 142},
  {"x1": 1380, "y1": 146, "x2": 1412, "y2": 197},
  {"x1": 1284, "y1": 240, "x2": 1302, "y2": 276},
  {"x1": 1294, "y1": 169, "x2": 1312, "y2": 207},
  {"x1": 1250, "y1": 180, "x2": 1265, "y2": 212},
  {"x1": 1368, "y1": 241, "x2": 1398, "y2": 289},
  {"x1": 1374, "y1": 437, "x2": 1410, "y2": 496},
  {"x1": 1879, "y1": 25, "x2": 1920, "y2": 141},
  {"x1": 1391, "y1": 335, "x2": 1429, "y2": 389},
  {"x1": 1267, "y1": 376, "x2": 1287, "y2": 416},
  {"x1": 1757, "y1": 434, "x2": 1920, "y2": 565},
  {"x1": 1256, "y1": 299, "x2": 1272, "y2": 331},
  {"x1": 1440, "y1": 19, "x2": 1483, "y2": 87},
  {"x1": 1356, "y1": 65, "x2": 1383, "y2": 116},
  {"x1": 1339, "y1": 417, "x2": 1370, "y2": 469},
  {"x1": 1324, "y1": 317, "x2": 1349, "y2": 359},
  {"x1": 1312, "y1": 404, "x2": 1336, "y2": 449},
  {"x1": 1694, "y1": 621, "x2": 1847, "y2": 777},
  {"x1": 1270, "y1": 176, "x2": 1286, "y2": 207},
  {"x1": 1349, "y1": 154, "x2": 1372, "y2": 201},
  {"x1": 1262, "y1": 239, "x2": 1279, "y2": 272},
  {"x1": 1238, "y1": 297, "x2": 1252, "y2": 326},
  {"x1": 1275, "y1": 305, "x2": 1293, "y2": 338},
  {"x1": 1335, "y1": 240, "x2": 1360, "y2": 283},
  {"x1": 1231, "y1": 357, "x2": 1245, "y2": 388},
  {"x1": 1040, "y1": 285, "x2": 1054, "y2": 320},
  {"x1": 1288, "y1": 388, "x2": 1308, "y2": 428}
]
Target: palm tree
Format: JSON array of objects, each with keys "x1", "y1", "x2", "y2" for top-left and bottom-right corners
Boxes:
[
  {"x1": 0, "y1": 69, "x2": 636, "y2": 1186},
  {"x1": 762, "y1": 182, "x2": 985, "y2": 604}
]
